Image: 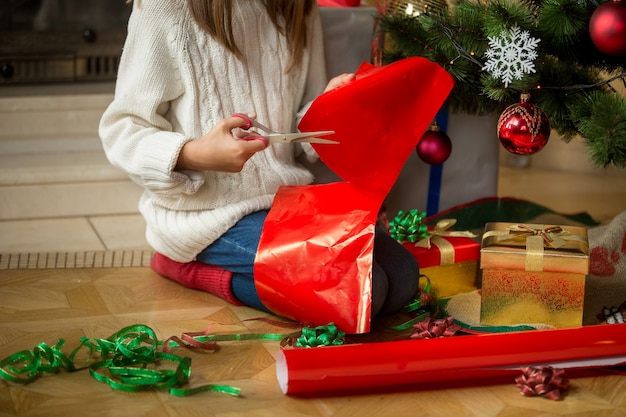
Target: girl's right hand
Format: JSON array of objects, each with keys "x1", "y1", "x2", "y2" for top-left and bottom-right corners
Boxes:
[{"x1": 175, "y1": 115, "x2": 267, "y2": 172}]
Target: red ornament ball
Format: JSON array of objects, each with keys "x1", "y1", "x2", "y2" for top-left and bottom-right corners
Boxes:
[
  {"x1": 589, "y1": 0, "x2": 626, "y2": 56},
  {"x1": 497, "y1": 94, "x2": 551, "y2": 156},
  {"x1": 416, "y1": 128, "x2": 452, "y2": 165}
]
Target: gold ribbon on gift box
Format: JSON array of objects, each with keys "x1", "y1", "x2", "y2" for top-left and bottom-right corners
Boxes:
[
  {"x1": 482, "y1": 224, "x2": 588, "y2": 272},
  {"x1": 414, "y1": 219, "x2": 477, "y2": 265}
]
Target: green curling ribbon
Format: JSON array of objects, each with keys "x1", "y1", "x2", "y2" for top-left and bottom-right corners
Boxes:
[
  {"x1": 181, "y1": 333, "x2": 289, "y2": 344},
  {"x1": 389, "y1": 209, "x2": 429, "y2": 243},
  {"x1": 0, "y1": 339, "x2": 73, "y2": 384},
  {"x1": 402, "y1": 275, "x2": 432, "y2": 313},
  {"x1": 389, "y1": 275, "x2": 436, "y2": 331},
  {"x1": 294, "y1": 323, "x2": 345, "y2": 348},
  {"x1": 0, "y1": 324, "x2": 240, "y2": 397}
]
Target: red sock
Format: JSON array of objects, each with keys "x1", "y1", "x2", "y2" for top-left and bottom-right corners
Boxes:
[{"x1": 151, "y1": 252, "x2": 243, "y2": 305}]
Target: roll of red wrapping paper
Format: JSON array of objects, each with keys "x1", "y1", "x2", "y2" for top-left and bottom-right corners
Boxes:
[{"x1": 276, "y1": 323, "x2": 626, "y2": 395}]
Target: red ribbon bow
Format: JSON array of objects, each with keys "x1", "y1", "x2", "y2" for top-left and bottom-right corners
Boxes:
[
  {"x1": 410, "y1": 316, "x2": 461, "y2": 339},
  {"x1": 515, "y1": 366, "x2": 569, "y2": 400}
]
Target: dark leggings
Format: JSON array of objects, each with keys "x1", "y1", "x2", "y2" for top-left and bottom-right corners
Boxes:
[{"x1": 370, "y1": 226, "x2": 420, "y2": 316}]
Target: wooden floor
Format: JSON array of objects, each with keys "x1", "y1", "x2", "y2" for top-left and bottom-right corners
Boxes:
[
  {"x1": 1, "y1": 266, "x2": 626, "y2": 417},
  {"x1": 1, "y1": 142, "x2": 626, "y2": 415}
]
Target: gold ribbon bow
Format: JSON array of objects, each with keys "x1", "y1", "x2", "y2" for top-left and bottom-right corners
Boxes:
[
  {"x1": 414, "y1": 219, "x2": 477, "y2": 265},
  {"x1": 505, "y1": 224, "x2": 569, "y2": 248},
  {"x1": 482, "y1": 224, "x2": 587, "y2": 272}
]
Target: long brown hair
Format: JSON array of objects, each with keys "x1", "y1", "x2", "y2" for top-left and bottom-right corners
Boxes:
[{"x1": 187, "y1": 0, "x2": 314, "y2": 71}]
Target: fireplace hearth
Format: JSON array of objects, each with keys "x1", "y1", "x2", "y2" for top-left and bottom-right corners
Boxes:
[{"x1": 0, "y1": 0, "x2": 131, "y2": 85}]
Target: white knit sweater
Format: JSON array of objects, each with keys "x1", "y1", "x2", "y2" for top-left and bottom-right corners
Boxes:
[{"x1": 99, "y1": 0, "x2": 328, "y2": 262}]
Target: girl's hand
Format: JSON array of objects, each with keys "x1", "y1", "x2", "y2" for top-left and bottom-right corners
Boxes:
[
  {"x1": 323, "y1": 72, "x2": 355, "y2": 93},
  {"x1": 176, "y1": 115, "x2": 267, "y2": 172}
]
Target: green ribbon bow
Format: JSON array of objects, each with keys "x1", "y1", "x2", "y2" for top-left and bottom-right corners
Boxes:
[
  {"x1": 294, "y1": 323, "x2": 345, "y2": 348},
  {"x1": 389, "y1": 209, "x2": 429, "y2": 243}
]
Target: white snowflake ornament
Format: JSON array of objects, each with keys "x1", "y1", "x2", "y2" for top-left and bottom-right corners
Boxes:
[{"x1": 482, "y1": 26, "x2": 540, "y2": 87}]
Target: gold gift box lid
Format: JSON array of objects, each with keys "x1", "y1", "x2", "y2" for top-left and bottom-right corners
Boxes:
[{"x1": 480, "y1": 222, "x2": 589, "y2": 274}]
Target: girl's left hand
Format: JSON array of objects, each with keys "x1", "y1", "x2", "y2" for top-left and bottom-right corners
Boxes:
[{"x1": 323, "y1": 72, "x2": 355, "y2": 93}]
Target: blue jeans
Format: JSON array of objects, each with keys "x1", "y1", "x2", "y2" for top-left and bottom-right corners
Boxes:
[
  {"x1": 196, "y1": 210, "x2": 418, "y2": 317},
  {"x1": 196, "y1": 210, "x2": 269, "y2": 311}
]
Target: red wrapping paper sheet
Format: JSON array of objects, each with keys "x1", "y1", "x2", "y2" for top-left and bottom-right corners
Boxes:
[
  {"x1": 255, "y1": 58, "x2": 455, "y2": 334},
  {"x1": 304, "y1": 60, "x2": 454, "y2": 196},
  {"x1": 254, "y1": 183, "x2": 378, "y2": 332},
  {"x1": 277, "y1": 323, "x2": 626, "y2": 395}
]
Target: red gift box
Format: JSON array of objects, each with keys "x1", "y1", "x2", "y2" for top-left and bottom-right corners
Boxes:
[
  {"x1": 403, "y1": 235, "x2": 480, "y2": 269},
  {"x1": 399, "y1": 220, "x2": 480, "y2": 298}
]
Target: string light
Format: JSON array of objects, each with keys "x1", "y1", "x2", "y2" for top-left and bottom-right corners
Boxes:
[
  {"x1": 405, "y1": 3, "x2": 420, "y2": 16},
  {"x1": 388, "y1": 0, "x2": 447, "y2": 16}
]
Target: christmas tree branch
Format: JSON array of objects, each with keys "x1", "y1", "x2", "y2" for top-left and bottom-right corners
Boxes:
[
  {"x1": 378, "y1": 0, "x2": 626, "y2": 167},
  {"x1": 431, "y1": 18, "x2": 484, "y2": 68},
  {"x1": 541, "y1": 72, "x2": 626, "y2": 93}
]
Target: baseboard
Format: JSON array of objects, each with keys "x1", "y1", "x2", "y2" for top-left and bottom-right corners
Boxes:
[{"x1": 0, "y1": 249, "x2": 154, "y2": 270}]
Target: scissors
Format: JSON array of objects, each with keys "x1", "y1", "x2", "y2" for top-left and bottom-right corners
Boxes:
[{"x1": 233, "y1": 113, "x2": 338, "y2": 146}]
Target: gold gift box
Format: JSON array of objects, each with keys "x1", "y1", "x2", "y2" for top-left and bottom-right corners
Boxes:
[{"x1": 480, "y1": 222, "x2": 589, "y2": 329}]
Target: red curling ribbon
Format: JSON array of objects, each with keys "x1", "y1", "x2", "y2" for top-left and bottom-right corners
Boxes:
[
  {"x1": 162, "y1": 335, "x2": 217, "y2": 353},
  {"x1": 410, "y1": 316, "x2": 461, "y2": 340},
  {"x1": 515, "y1": 366, "x2": 569, "y2": 400}
]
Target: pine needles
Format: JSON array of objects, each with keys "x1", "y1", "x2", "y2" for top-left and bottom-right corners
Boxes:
[{"x1": 378, "y1": 0, "x2": 626, "y2": 167}]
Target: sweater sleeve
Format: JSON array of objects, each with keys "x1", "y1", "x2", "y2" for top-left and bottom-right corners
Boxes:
[{"x1": 99, "y1": 0, "x2": 204, "y2": 196}]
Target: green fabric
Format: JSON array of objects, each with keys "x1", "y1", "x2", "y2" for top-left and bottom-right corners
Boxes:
[{"x1": 425, "y1": 197, "x2": 600, "y2": 232}]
